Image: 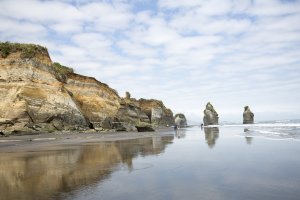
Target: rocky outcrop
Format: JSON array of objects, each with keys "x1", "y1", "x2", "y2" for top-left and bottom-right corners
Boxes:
[
  {"x1": 243, "y1": 106, "x2": 254, "y2": 124},
  {"x1": 114, "y1": 96, "x2": 150, "y2": 131},
  {"x1": 0, "y1": 42, "x2": 174, "y2": 134},
  {"x1": 174, "y1": 113, "x2": 187, "y2": 127},
  {"x1": 114, "y1": 93, "x2": 173, "y2": 131},
  {"x1": 203, "y1": 102, "x2": 218, "y2": 126},
  {"x1": 0, "y1": 44, "x2": 88, "y2": 134},
  {"x1": 138, "y1": 99, "x2": 174, "y2": 127},
  {"x1": 64, "y1": 73, "x2": 120, "y2": 130}
]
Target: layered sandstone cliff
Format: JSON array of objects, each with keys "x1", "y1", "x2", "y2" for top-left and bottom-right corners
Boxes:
[
  {"x1": 0, "y1": 44, "x2": 88, "y2": 134},
  {"x1": 138, "y1": 98, "x2": 174, "y2": 127},
  {"x1": 0, "y1": 42, "x2": 174, "y2": 135}
]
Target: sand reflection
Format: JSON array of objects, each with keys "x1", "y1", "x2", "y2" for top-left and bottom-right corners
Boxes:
[{"x1": 0, "y1": 136, "x2": 174, "y2": 200}]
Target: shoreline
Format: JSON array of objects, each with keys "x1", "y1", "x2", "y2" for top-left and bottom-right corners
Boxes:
[{"x1": 0, "y1": 128, "x2": 175, "y2": 153}]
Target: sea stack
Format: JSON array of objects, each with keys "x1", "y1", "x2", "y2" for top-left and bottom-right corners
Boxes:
[
  {"x1": 174, "y1": 113, "x2": 187, "y2": 127},
  {"x1": 243, "y1": 106, "x2": 254, "y2": 124},
  {"x1": 203, "y1": 102, "x2": 219, "y2": 126}
]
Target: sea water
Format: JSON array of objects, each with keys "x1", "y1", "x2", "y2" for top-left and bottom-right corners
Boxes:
[{"x1": 1, "y1": 121, "x2": 300, "y2": 200}]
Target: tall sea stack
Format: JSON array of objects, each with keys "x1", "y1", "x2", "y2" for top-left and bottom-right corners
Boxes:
[
  {"x1": 203, "y1": 102, "x2": 219, "y2": 126},
  {"x1": 174, "y1": 113, "x2": 187, "y2": 127},
  {"x1": 243, "y1": 106, "x2": 254, "y2": 124}
]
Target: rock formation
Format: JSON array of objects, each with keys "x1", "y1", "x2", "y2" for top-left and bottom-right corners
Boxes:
[
  {"x1": 64, "y1": 73, "x2": 120, "y2": 130},
  {"x1": 125, "y1": 91, "x2": 131, "y2": 99},
  {"x1": 203, "y1": 102, "x2": 219, "y2": 126},
  {"x1": 114, "y1": 95, "x2": 152, "y2": 132},
  {"x1": 174, "y1": 113, "x2": 187, "y2": 127},
  {"x1": 243, "y1": 106, "x2": 254, "y2": 124},
  {"x1": 138, "y1": 99, "x2": 174, "y2": 127},
  {"x1": 0, "y1": 42, "x2": 174, "y2": 134}
]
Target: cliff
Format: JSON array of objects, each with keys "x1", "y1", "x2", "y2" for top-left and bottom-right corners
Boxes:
[
  {"x1": 138, "y1": 98, "x2": 174, "y2": 127},
  {"x1": 0, "y1": 42, "x2": 174, "y2": 135}
]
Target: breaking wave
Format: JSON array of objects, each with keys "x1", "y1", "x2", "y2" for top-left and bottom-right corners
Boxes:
[{"x1": 208, "y1": 119, "x2": 300, "y2": 140}]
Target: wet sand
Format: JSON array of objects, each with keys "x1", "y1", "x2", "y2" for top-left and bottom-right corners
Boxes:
[
  {"x1": 0, "y1": 128, "x2": 174, "y2": 153},
  {"x1": 1, "y1": 126, "x2": 300, "y2": 200}
]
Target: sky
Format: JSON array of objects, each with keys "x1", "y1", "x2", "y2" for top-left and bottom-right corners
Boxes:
[{"x1": 0, "y1": 0, "x2": 300, "y2": 123}]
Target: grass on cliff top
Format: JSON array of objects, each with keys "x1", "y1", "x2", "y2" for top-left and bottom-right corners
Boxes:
[
  {"x1": 52, "y1": 62, "x2": 74, "y2": 75},
  {"x1": 0, "y1": 41, "x2": 48, "y2": 59}
]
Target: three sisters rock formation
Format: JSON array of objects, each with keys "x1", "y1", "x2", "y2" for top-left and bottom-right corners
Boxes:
[{"x1": 203, "y1": 103, "x2": 254, "y2": 125}]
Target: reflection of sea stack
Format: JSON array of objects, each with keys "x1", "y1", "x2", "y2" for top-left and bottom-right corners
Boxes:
[
  {"x1": 204, "y1": 127, "x2": 219, "y2": 148},
  {"x1": 244, "y1": 128, "x2": 253, "y2": 144},
  {"x1": 203, "y1": 102, "x2": 219, "y2": 126},
  {"x1": 243, "y1": 106, "x2": 254, "y2": 124}
]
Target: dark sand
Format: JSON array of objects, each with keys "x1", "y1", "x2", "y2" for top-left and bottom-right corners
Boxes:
[{"x1": 0, "y1": 128, "x2": 174, "y2": 153}]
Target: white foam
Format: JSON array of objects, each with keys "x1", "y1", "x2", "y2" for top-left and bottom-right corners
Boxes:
[{"x1": 206, "y1": 123, "x2": 300, "y2": 128}]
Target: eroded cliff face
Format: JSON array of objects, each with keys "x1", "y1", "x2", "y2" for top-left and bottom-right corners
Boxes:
[
  {"x1": 115, "y1": 96, "x2": 151, "y2": 131},
  {"x1": 138, "y1": 98, "x2": 174, "y2": 127},
  {"x1": 0, "y1": 50, "x2": 88, "y2": 134},
  {"x1": 0, "y1": 43, "x2": 174, "y2": 134},
  {"x1": 64, "y1": 73, "x2": 121, "y2": 130},
  {"x1": 114, "y1": 92, "x2": 174, "y2": 131}
]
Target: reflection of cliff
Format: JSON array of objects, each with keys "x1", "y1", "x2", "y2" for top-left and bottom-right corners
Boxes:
[
  {"x1": 0, "y1": 136, "x2": 174, "y2": 200},
  {"x1": 204, "y1": 127, "x2": 219, "y2": 148},
  {"x1": 115, "y1": 136, "x2": 174, "y2": 169}
]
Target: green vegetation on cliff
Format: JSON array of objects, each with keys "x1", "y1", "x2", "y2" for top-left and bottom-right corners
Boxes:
[
  {"x1": 52, "y1": 62, "x2": 74, "y2": 75},
  {"x1": 0, "y1": 42, "x2": 48, "y2": 59},
  {"x1": 0, "y1": 42, "x2": 74, "y2": 78}
]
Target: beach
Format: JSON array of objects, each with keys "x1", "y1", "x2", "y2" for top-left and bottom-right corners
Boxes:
[
  {"x1": 0, "y1": 128, "x2": 174, "y2": 153},
  {"x1": 1, "y1": 125, "x2": 300, "y2": 200}
]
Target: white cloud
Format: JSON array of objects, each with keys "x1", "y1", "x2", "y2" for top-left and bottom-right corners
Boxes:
[
  {"x1": 81, "y1": 2, "x2": 133, "y2": 31},
  {"x1": 0, "y1": 17, "x2": 46, "y2": 40},
  {"x1": 248, "y1": 0, "x2": 300, "y2": 16},
  {"x1": 0, "y1": 0, "x2": 300, "y2": 122},
  {"x1": 158, "y1": 0, "x2": 200, "y2": 8},
  {"x1": 0, "y1": 0, "x2": 83, "y2": 23},
  {"x1": 51, "y1": 22, "x2": 83, "y2": 33}
]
